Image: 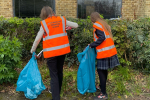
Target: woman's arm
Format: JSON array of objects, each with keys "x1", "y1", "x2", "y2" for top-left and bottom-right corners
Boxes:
[
  {"x1": 30, "y1": 26, "x2": 44, "y2": 53},
  {"x1": 90, "y1": 29, "x2": 105, "y2": 48},
  {"x1": 66, "y1": 20, "x2": 78, "y2": 28}
]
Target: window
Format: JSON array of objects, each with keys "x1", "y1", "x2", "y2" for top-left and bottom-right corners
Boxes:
[
  {"x1": 78, "y1": 0, "x2": 122, "y2": 19},
  {"x1": 14, "y1": 0, "x2": 55, "y2": 18}
]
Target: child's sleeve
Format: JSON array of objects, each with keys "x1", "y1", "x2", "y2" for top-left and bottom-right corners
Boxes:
[
  {"x1": 30, "y1": 26, "x2": 44, "y2": 53},
  {"x1": 66, "y1": 20, "x2": 78, "y2": 28},
  {"x1": 90, "y1": 29, "x2": 105, "y2": 48}
]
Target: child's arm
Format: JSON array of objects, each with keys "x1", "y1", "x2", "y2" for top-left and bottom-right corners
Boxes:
[
  {"x1": 66, "y1": 20, "x2": 78, "y2": 28},
  {"x1": 30, "y1": 26, "x2": 44, "y2": 53},
  {"x1": 90, "y1": 29, "x2": 105, "y2": 48}
]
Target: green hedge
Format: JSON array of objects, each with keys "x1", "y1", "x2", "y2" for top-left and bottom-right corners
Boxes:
[
  {"x1": 0, "y1": 17, "x2": 42, "y2": 59},
  {"x1": 0, "y1": 35, "x2": 22, "y2": 84},
  {"x1": 1, "y1": 17, "x2": 150, "y2": 72}
]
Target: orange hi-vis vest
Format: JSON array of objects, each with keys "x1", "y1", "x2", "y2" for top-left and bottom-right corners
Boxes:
[
  {"x1": 41, "y1": 16, "x2": 70, "y2": 58},
  {"x1": 93, "y1": 21, "x2": 117, "y2": 59}
]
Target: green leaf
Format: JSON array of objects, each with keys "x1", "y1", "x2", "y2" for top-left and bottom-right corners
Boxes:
[
  {"x1": 116, "y1": 40, "x2": 121, "y2": 43},
  {"x1": 1, "y1": 54, "x2": 4, "y2": 58}
]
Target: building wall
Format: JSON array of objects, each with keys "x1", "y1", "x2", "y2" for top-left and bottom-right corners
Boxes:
[
  {"x1": 0, "y1": 0, "x2": 150, "y2": 19},
  {"x1": 0, "y1": 0, "x2": 13, "y2": 18},
  {"x1": 55, "y1": 0, "x2": 77, "y2": 18},
  {"x1": 122, "y1": 0, "x2": 146, "y2": 19},
  {"x1": 145, "y1": 0, "x2": 150, "y2": 17},
  {"x1": 0, "y1": 0, "x2": 77, "y2": 18}
]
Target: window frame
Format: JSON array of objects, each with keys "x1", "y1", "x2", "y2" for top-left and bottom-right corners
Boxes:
[
  {"x1": 77, "y1": 0, "x2": 122, "y2": 19},
  {"x1": 13, "y1": 0, "x2": 55, "y2": 18}
]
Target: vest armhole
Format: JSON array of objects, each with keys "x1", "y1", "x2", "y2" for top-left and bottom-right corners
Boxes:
[
  {"x1": 62, "y1": 16, "x2": 66, "y2": 27},
  {"x1": 93, "y1": 26, "x2": 103, "y2": 32},
  {"x1": 41, "y1": 21, "x2": 48, "y2": 36}
]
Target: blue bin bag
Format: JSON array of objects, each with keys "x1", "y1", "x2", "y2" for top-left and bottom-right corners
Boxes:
[
  {"x1": 16, "y1": 52, "x2": 46, "y2": 99},
  {"x1": 77, "y1": 46, "x2": 96, "y2": 95}
]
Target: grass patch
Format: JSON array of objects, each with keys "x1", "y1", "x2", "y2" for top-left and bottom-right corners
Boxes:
[
  {"x1": 107, "y1": 66, "x2": 131, "y2": 96},
  {"x1": 36, "y1": 62, "x2": 150, "y2": 100},
  {"x1": 2, "y1": 61, "x2": 149, "y2": 100}
]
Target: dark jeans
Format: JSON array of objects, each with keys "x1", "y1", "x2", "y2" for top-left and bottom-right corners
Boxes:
[
  {"x1": 47, "y1": 54, "x2": 66, "y2": 100},
  {"x1": 97, "y1": 69, "x2": 108, "y2": 94}
]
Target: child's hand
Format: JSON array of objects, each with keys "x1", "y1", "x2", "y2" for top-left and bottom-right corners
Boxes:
[
  {"x1": 35, "y1": 54, "x2": 41, "y2": 60},
  {"x1": 66, "y1": 26, "x2": 72, "y2": 30},
  {"x1": 88, "y1": 44, "x2": 91, "y2": 48}
]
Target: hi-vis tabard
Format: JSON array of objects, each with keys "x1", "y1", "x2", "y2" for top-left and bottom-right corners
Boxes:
[
  {"x1": 41, "y1": 16, "x2": 70, "y2": 58},
  {"x1": 93, "y1": 21, "x2": 117, "y2": 59}
]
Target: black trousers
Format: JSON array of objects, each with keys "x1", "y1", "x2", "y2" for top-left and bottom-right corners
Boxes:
[
  {"x1": 47, "y1": 54, "x2": 66, "y2": 100},
  {"x1": 97, "y1": 69, "x2": 108, "y2": 94}
]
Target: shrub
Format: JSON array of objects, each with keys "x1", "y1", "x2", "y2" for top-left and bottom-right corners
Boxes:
[
  {"x1": 108, "y1": 18, "x2": 150, "y2": 72},
  {"x1": 65, "y1": 17, "x2": 93, "y2": 66},
  {"x1": 0, "y1": 17, "x2": 41, "y2": 59},
  {"x1": 108, "y1": 19, "x2": 130, "y2": 66},
  {"x1": 0, "y1": 35, "x2": 22, "y2": 84},
  {"x1": 125, "y1": 18, "x2": 150, "y2": 72},
  {"x1": 1, "y1": 17, "x2": 150, "y2": 71}
]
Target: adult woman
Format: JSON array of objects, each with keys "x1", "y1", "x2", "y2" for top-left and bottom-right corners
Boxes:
[
  {"x1": 30, "y1": 6, "x2": 78, "y2": 100},
  {"x1": 89, "y1": 12, "x2": 119, "y2": 100}
]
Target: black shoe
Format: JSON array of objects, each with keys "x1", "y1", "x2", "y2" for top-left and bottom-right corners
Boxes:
[
  {"x1": 94, "y1": 92, "x2": 108, "y2": 100},
  {"x1": 48, "y1": 89, "x2": 52, "y2": 94}
]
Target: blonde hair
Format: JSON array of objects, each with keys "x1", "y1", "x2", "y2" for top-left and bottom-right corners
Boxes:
[
  {"x1": 40, "y1": 6, "x2": 56, "y2": 20},
  {"x1": 90, "y1": 12, "x2": 113, "y2": 40}
]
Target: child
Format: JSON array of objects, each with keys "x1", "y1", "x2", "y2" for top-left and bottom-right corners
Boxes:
[
  {"x1": 89, "y1": 12, "x2": 120, "y2": 100},
  {"x1": 30, "y1": 6, "x2": 78, "y2": 100}
]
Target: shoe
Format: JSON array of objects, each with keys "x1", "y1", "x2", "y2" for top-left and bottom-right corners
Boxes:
[
  {"x1": 48, "y1": 89, "x2": 52, "y2": 94},
  {"x1": 94, "y1": 92, "x2": 108, "y2": 100}
]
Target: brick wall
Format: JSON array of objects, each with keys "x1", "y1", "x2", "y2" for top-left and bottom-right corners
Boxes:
[
  {"x1": 0, "y1": 0, "x2": 77, "y2": 18},
  {"x1": 55, "y1": 0, "x2": 77, "y2": 18},
  {"x1": 145, "y1": 0, "x2": 150, "y2": 17},
  {"x1": 0, "y1": 0, "x2": 150, "y2": 19},
  {"x1": 0, "y1": 0, "x2": 13, "y2": 18},
  {"x1": 122, "y1": 0, "x2": 150, "y2": 19}
]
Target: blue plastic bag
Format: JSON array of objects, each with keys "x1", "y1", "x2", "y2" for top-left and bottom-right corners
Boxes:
[
  {"x1": 16, "y1": 52, "x2": 46, "y2": 99},
  {"x1": 77, "y1": 46, "x2": 96, "y2": 94}
]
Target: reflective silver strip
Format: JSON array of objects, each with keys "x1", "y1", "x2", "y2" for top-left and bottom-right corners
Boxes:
[
  {"x1": 94, "y1": 23, "x2": 102, "y2": 28},
  {"x1": 43, "y1": 16, "x2": 67, "y2": 41},
  {"x1": 106, "y1": 35, "x2": 110, "y2": 38},
  {"x1": 42, "y1": 20, "x2": 49, "y2": 35},
  {"x1": 60, "y1": 16, "x2": 65, "y2": 33},
  {"x1": 43, "y1": 33, "x2": 67, "y2": 41},
  {"x1": 94, "y1": 32, "x2": 97, "y2": 41},
  {"x1": 43, "y1": 43, "x2": 70, "y2": 52},
  {"x1": 97, "y1": 45, "x2": 115, "y2": 52},
  {"x1": 43, "y1": 38, "x2": 46, "y2": 41},
  {"x1": 104, "y1": 32, "x2": 107, "y2": 39}
]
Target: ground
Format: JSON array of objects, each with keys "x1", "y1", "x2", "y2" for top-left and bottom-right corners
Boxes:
[
  {"x1": 0, "y1": 89, "x2": 150, "y2": 100},
  {"x1": 0, "y1": 61, "x2": 150, "y2": 100}
]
